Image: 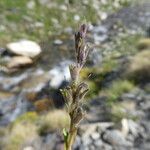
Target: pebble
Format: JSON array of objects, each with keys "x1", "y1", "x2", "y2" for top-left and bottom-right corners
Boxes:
[{"x1": 53, "y1": 39, "x2": 63, "y2": 45}]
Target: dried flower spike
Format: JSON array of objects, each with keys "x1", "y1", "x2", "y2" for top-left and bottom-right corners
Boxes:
[{"x1": 61, "y1": 24, "x2": 91, "y2": 150}]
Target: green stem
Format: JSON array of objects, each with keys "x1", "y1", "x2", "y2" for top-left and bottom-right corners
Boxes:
[{"x1": 65, "y1": 120, "x2": 77, "y2": 150}]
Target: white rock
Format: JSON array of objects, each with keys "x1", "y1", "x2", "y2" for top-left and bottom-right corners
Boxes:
[
  {"x1": 23, "y1": 146, "x2": 34, "y2": 150},
  {"x1": 74, "y1": 15, "x2": 80, "y2": 21},
  {"x1": 53, "y1": 39, "x2": 63, "y2": 45},
  {"x1": 7, "y1": 40, "x2": 41, "y2": 58},
  {"x1": 48, "y1": 61, "x2": 71, "y2": 88}
]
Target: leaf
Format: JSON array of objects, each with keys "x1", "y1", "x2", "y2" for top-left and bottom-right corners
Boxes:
[{"x1": 63, "y1": 128, "x2": 68, "y2": 142}]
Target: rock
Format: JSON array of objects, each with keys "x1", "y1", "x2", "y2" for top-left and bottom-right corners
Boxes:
[
  {"x1": 0, "y1": 92, "x2": 30, "y2": 125},
  {"x1": 6, "y1": 40, "x2": 41, "y2": 58},
  {"x1": 7, "y1": 56, "x2": 33, "y2": 69},
  {"x1": 0, "y1": 72, "x2": 28, "y2": 91},
  {"x1": 19, "y1": 72, "x2": 50, "y2": 92},
  {"x1": 26, "y1": 0, "x2": 35, "y2": 9},
  {"x1": 48, "y1": 61, "x2": 71, "y2": 88},
  {"x1": 120, "y1": 118, "x2": 129, "y2": 138},
  {"x1": 0, "y1": 91, "x2": 14, "y2": 100},
  {"x1": 82, "y1": 136, "x2": 92, "y2": 146},
  {"x1": 23, "y1": 146, "x2": 34, "y2": 150},
  {"x1": 79, "y1": 122, "x2": 114, "y2": 139},
  {"x1": 73, "y1": 136, "x2": 81, "y2": 149},
  {"x1": 90, "y1": 132, "x2": 100, "y2": 140},
  {"x1": 53, "y1": 39, "x2": 63, "y2": 45},
  {"x1": 102, "y1": 129, "x2": 132, "y2": 146},
  {"x1": 92, "y1": 25, "x2": 108, "y2": 44},
  {"x1": 128, "y1": 119, "x2": 145, "y2": 138}
]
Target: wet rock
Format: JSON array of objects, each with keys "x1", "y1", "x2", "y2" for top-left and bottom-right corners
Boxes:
[
  {"x1": 7, "y1": 56, "x2": 33, "y2": 69},
  {"x1": 19, "y1": 71, "x2": 50, "y2": 92},
  {"x1": 0, "y1": 91, "x2": 15, "y2": 100},
  {"x1": 48, "y1": 61, "x2": 71, "y2": 88},
  {"x1": 0, "y1": 92, "x2": 30, "y2": 125},
  {"x1": 0, "y1": 72, "x2": 28, "y2": 90},
  {"x1": 6, "y1": 40, "x2": 41, "y2": 58}
]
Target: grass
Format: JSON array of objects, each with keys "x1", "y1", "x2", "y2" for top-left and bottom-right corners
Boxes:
[
  {"x1": 38, "y1": 110, "x2": 70, "y2": 135},
  {"x1": 137, "y1": 38, "x2": 150, "y2": 50},
  {"x1": 0, "y1": 0, "x2": 136, "y2": 46},
  {"x1": 103, "y1": 80, "x2": 135, "y2": 105},
  {"x1": 126, "y1": 50, "x2": 150, "y2": 83},
  {"x1": 6, "y1": 123, "x2": 38, "y2": 150},
  {"x1": 1, "y1": 110, "x2": 70, "y2": 149},
  {"x1": 80, "y1": 58, "x2": 118, "y2": 99}
]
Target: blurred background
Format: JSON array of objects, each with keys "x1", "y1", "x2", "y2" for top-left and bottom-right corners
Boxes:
[{"x1": 0, "y1": 0, "x2": 150, "y2": 150}]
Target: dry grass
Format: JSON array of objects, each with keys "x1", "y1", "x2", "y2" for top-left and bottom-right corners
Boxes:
[
  {"x1": 137, "y1": 38, "x2": 150, "y2": 50},
  {"x1": 126, "y1": 50, "x2": 150, "y2": 83},
  {"x1": 38, "y1": 110, "x2": 70, "y2": 135},
  {"x1": 5, "y1": 123, "x2": 38, "y2": 150}
]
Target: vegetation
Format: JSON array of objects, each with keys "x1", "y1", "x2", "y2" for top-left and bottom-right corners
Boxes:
[
  {"x1": 38, "y1": 110, "x2": 70, "y2": 135},
  {"x1": 60, "y1": 24, "x2": 90, "y2": 150},
  {"x1": 126, "y1": 50, "x2": 150, "y2": 83},
  {"x1": 104, "y1": 80, "x2": 135, "y2": 105},
  {"x1": 0, "y1": 0, "x2": 136, "y2": 46}
]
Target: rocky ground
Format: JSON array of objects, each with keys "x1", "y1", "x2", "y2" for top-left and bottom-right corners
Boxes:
[{"x1": 0, "y1": 0, "x2": 150, "y2": 150}]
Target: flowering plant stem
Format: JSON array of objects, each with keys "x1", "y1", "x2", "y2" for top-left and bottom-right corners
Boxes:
[
  {"x1": 61, "y1": 24, "x2": 90, "y2": 150},
  {"x1": 65, "y1": 120, "x2": 77, "y2": 150}
]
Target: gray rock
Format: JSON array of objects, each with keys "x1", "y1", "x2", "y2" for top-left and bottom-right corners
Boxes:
[
  {"x1": 94, "y1": 139, "x2": 103, "y2": 147},
  {"x1": 92, "y1": 25, "x2": 108, "y2": 44},
  {"x1": 82, "y1": 137, "x2": 92, "y2": 146},
  {"x1": 128, "y1": 120, "x2": 145, "y2": 138},
  {"x1": 102, "y1": 130, "x2": 132, "y2": 146},
  {"x1": 90, "y1": 132, "x2": 100, "y2": 141},
  {"x1": 0, "y1": 92, "x2": 30, "y2": 125}
]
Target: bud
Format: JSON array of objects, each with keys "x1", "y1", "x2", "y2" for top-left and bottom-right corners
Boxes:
[
  {"x1": 74, "y1": 24, "x2": 90, "y2": 68},
  {"x1": 69, "y1": 64, "x2": 81, "y2": 83}
]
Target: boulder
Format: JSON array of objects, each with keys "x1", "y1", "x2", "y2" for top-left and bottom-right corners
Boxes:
[
  {"x1": 7, "y1": 56, "x2": 33, "y2": 69},
  {"x1": 6, "y1": 40, "x2": 41, "y2": 58}
]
